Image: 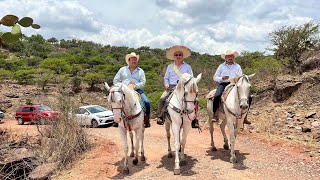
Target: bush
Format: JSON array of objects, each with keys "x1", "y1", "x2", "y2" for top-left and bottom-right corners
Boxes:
[{"x1": 14, "y1": 69, "x2": 37, "y2": 84}]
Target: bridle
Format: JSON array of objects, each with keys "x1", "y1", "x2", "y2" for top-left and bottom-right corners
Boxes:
[
  {"x1": 109, "y1": 85, "x2": 141, "y2": 129},
  {"x1": 169, "y1": 77, "x2": 198, "y2": 120}
]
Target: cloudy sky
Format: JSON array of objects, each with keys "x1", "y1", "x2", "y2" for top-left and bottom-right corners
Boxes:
[{"x1": 0, "y1": 0, "x2": 319, "y2": 55}]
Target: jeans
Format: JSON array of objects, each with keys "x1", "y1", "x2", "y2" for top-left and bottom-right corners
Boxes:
[{"x1": 135, "y1": 89, "x2": 150, "y2": 119}]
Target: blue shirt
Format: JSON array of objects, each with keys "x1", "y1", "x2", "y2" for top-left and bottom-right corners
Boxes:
[
  {"x1": 213, "y1": 62, "x2": 243, "y2": 83},
  {"x1": 164, "y1": 62, "x2": 193, "y2": 86},
  {"x1": 113, "y1": 66, "x2": 146, "y2": 89}
]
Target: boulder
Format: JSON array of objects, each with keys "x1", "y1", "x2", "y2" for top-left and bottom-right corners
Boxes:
[{"x1": 273, "y1": 76, "x2": 302, "y2": 102}]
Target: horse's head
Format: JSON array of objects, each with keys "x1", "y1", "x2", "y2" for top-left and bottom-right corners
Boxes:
[
  {"x1": 176, "y1": 73, "x2": 202, "y2": 117},
  {"x1": 105, "y1": 82, "x2": 125, "y2": 123},
  {"x1": 235, "y1": 73, "x2": 255, "y2": 110}
]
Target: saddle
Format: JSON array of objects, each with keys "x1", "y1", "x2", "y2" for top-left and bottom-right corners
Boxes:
[{"x1": 128, "y1": 84, "x2": 146, "y2": 113}]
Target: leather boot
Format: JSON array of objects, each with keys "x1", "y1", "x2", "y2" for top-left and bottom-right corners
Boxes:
[
  {"x1": 144, "y1": 115, "x2": 151, "y2": 128},
  {"x1": 191, "y1": 118, "x2": 200, "y2": 128},
  {"x1": 243, "y1": 116, "x2": 251, "y2": 124}
]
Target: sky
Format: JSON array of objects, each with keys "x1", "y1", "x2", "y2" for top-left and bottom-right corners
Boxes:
[{"x1": 0, "y1": 0, "x2": 319, "y2": 55}]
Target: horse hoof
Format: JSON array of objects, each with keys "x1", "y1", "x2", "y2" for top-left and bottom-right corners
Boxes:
[
  {"x1": 130, "y1": 152, "x2": 134, "y2": 157},
  {"x1": 223, "y1": 144, "x2": 229, "y2": 150},
  {"x1": 173, "y1": 169, "x2": 181, "y2": 175},
  {"x1": 230, "y1": 156, "x2": 237, "y2": 164},
  {"x1": 212, "y1": 147, "x2": 217, "y2": 151},
  {"x1": 122, "y1": 168, "x2": 129, "y2": 175},
  {"x1": 180, "y1": 160, "x2": 187, "y2": 166},
  {"x1": 132, "y1": 158, "x2": 138, "y2": 165},
  {"x1": 141, "y1": 156, "x2": 146, "y2": 161},
  {"x1": 168, "y1": 153, "x2": 173, "y2": 158}
]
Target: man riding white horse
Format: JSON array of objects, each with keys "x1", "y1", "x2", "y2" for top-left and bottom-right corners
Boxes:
[
  {"x1": 157, "y1": 45, "x2": 200, "y2": 128},
  {"x1": 113, "y1": 52, "x2": 151, "y2": 128},
  {"x1": 212, "y1": 50, "x2": 252, "y2": 124}
]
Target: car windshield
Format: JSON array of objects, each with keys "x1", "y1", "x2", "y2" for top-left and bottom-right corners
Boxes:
[
  {"x1": 37, "y1": 105, "x2": 53, "y2": 111},
  {"x1": 86, "y1": 106, "x2": 107, "y2": 114}
]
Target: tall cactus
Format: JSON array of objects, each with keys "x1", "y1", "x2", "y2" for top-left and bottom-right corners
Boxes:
[{"x1": 0, "y1": 14, "x2": 41, "y2": 44}]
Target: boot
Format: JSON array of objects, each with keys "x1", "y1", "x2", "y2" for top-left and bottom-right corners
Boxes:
[
  {"x1": 191, "y1": 118, "x2": 200, "y2": 129},
  {"x1": 144, "y1": 115, "x2": 151, "y2": 128},
  {"x1": 112, "y1": 122, "x2": 119, "y2": 127}
]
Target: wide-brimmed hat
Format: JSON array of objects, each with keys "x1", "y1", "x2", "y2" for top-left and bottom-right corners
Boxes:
[
  {"x1": 166, "y1": 45, "x2": 191, "y2": 60},
  {"x1": 221, "y1": 50, "x2": 239, "y2": 59},
  {"x1": 125, "y1": 52, "x2": 139, "y2": 64}
]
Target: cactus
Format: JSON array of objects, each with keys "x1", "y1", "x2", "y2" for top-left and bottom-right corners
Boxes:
[{"x1": 0, "y1": 14, "x2": 41, "y2": 44}]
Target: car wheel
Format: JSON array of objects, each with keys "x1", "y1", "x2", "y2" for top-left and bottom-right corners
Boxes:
[
  {"x1": 91, "y1": 119, "x2": 99, "y2": 128},
  {"x1": 17, "y1": 117, "x2": 24, "y2": 125}
]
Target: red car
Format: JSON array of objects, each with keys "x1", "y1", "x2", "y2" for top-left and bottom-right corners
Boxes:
[{"x1": 15, "y1": 104, "x2": 60, "y2": 125}]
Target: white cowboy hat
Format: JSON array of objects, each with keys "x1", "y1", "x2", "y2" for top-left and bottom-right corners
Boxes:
[
  {"x1": 221, "y1": 50, "x2": 239, "y2": 59},
  {"x1": 125, "y1": 52, "x2": 139, "y2": 64},
  {"x1": 166, "y1": 45, "x2": 191, "y2": 60}
]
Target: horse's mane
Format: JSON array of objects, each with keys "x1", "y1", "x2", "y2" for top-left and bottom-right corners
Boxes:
[
  {"x1": 121, "y1": 83, "x2": 139, "y2": 110},
  {"x1": 176, "y1": 73, "x2": 196, "y2": 93}
]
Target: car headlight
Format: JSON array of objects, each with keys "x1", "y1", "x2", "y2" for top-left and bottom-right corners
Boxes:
[{"x1": 97, "y1": 115, "x2": 104, "y2": 118}]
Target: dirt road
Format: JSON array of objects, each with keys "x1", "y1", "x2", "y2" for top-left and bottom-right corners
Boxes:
[{"x1": 1, "y1": 120, "x2": 320, "y2": 180}]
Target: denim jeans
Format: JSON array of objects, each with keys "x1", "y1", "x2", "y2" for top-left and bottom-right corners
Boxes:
[{"x1": 135, "y1": 89, "x2": 150, "y2": 119}]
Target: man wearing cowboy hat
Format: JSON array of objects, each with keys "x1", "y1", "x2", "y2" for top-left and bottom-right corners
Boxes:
[
  {"x1": 212, "y1": 50, "x2": 251, "y2": 124},
  {"x1": 157, "y1": 45, "x2": 200, "y2": 128},
  {"x1": 113, "y1": 52, "x2": 151, "y2": 128}
]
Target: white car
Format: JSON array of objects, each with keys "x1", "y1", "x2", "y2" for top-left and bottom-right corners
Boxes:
[{"x1": 75, "y1": 105, "x2": 114, "y2": 128}]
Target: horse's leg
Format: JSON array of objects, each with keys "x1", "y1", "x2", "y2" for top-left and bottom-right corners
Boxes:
[
  {"x1": 220, "y1": 118, "x2": 229, "y2": 150},
  {"x1": 208, "y1": 100, "x2": 217, "y2": 151},
  {"x1": 165, "y1": 119, "x2": 173, "y2": 158},
  {"x1": 226, "y1": 114, "x2": 237, "y2": 163},
  {"x1": 140, "y1": 127, "x2": 146, "y2": 161},
  {"x1": 180, "y1": 120, "x2": 191, "y2": 166},
  {"x1": 119, "y1": 127, "x2": 129, "y2": 174},
  {"x1": 132, "y1": 128, "x2": 141, "y2": 165},
  {"x1": 172, "y1": 121, "x2": 181, "y2": 175},
  {"x1": 129, "y1": 131, "x2": 134, "y2": 157}
]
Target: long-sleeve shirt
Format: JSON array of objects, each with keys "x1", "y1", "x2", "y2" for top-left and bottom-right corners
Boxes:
[
  {"x1": 213, "y1": 62, "x2": 243, "y2": 83},
  {"x1": 113, "y1": 66, "x2": 146, "y2": 89},
  {"x1": 164, "y1": 62, "x2": 193, "y2": 86}
]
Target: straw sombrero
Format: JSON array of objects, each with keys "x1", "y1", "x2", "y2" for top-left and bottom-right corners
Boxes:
[
  {"x1": 166, "y1": 45, "x2": 191, "y2": 60},
  {"x1": 125, "y1": 52, "x2": 139, "y2": 64},
  {"x1": 221, "y1": 50, "x2": 239, "y2": 59}
]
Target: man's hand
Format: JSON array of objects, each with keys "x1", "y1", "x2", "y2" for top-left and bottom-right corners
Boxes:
[
  {"x1": 222, "y1": 76, "x2": 229, "y2": 80},
  {"x1": 165, "y1": 84, "x2": 169, "y2": 90}
]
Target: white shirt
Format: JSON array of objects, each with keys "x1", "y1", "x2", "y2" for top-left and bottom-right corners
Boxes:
[{"x1": 213, "y1": 62, "x2": 243, "y2": 83}]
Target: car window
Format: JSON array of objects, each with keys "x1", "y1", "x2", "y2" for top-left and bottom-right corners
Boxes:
[
  {"x1": 16, "y1": 107, "x2": 22, "y2": 112},
  {"x1": 78, "y1": 108, "x2": 88, "y2": 114},
  {"x1": 86, "y1": 106, "x2": 107, "y2": 114},
  {"x1": 22, "y1": 107, "x2": 33, "y2": 112},
  {"x1": 37, "y1": 105, "x2": 52, "y2": 111}
]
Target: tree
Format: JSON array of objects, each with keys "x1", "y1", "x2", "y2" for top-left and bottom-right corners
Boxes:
[
  {"x1": 83, "y1": 72, "x2": 104, "y2": 90},
  {"x1": 39, "y1": 58, "x2": 71, "y2": 74},
  {"x1": 269, "y1": 21, "x2": 320, "y2": 72}
]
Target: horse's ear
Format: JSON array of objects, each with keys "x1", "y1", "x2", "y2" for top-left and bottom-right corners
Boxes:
[
  {"x1": 248, "y1": 73, "x2": 255, "y2": 80},
  {"x1": 196, "y1": 73, "x2": 202, "y2": 83},
  {"x1": 104, "y1": 82, "x2": 110, "y2": 92}
]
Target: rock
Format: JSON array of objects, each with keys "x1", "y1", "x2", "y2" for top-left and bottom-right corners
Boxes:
[
  {"x1": 273, "y1": 76, "x2": 302, "y2": 102},
  {"x1": 0, "y1": 99, "x2": 13, "y2": 109},
  {"x1": 301, "y1": 127, "x2": 312, "y2": 133},
  {"x1": 311, "y1": 122, "x2": 320, "y2": 128},
  {"x1": 313, "y1": 133, "x2": 320, "y2": 139},
  {"x1": 4, "y1": 93, "x2": 19, "y2": 98},
  {"x1": 305, "y1": 112, "x2": 317, "y2": 118},
  {"x1": 28, "y1": 162, "x2": 58, "y2": 180}
]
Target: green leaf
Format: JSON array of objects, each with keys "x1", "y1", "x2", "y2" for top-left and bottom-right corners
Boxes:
[
  {"x1": 31, "y1": 24, "x2": 41, "y2": 29},
  {"x1": 18, "y1": 17, "x2": 33, "y2": 27},
  {"x1": 0, "y1": 15, "x2": 19, "y2": 26},
  {"x1": 11, "y1": 24, "x2": 22, "y2": 38},
  {"x1": 1, "y1": 32, "x2": 20, "y2": 43}
]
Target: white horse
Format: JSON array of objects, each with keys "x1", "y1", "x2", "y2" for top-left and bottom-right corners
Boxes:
[
  {"x1": 206, "y1": 74, "x2": 254, "y2": 163},
  {"x1": 104, "y1": 82, "x2": 145, "y2": 174},
  {"x1": 164, "y1": 73, "x2": 202, "y2": 175}
]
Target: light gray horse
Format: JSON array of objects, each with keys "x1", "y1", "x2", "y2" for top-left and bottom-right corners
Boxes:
[
  {"x1": 105, "y1": 82, "x2": 145, "y2": 174},
  {"x1": 206, "y1": 74, "x2": 254, "y2": 163},
  {"x1": 164, "y1": 73, "x2": 202, "y2": 175}
]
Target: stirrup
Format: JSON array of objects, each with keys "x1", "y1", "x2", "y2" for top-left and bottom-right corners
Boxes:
[{"x1": 156, "y1": 118, "x2": 164, "y2": 125}]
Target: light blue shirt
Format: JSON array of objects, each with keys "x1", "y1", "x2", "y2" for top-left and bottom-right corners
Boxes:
[
  {"x1": 164, "y1": 62, "x2": 193, "y2": 86},
  {"x1": 213, "y1": 62, "x2": 243, "y2": 83},
  {"x1": 113, "y1": 66, "x2": 146, "y2": 89}
]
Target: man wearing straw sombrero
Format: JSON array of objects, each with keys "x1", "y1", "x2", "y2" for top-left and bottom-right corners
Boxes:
[
  {"x1": 212, "y1": 50, "x2": 251, "y2": 124},
  {"x1": 113, "y1": 52, "x2": 151, "y2": 128},
  {"x1": 157, "y1": 45, "x2": 200, "y2": 128}
]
